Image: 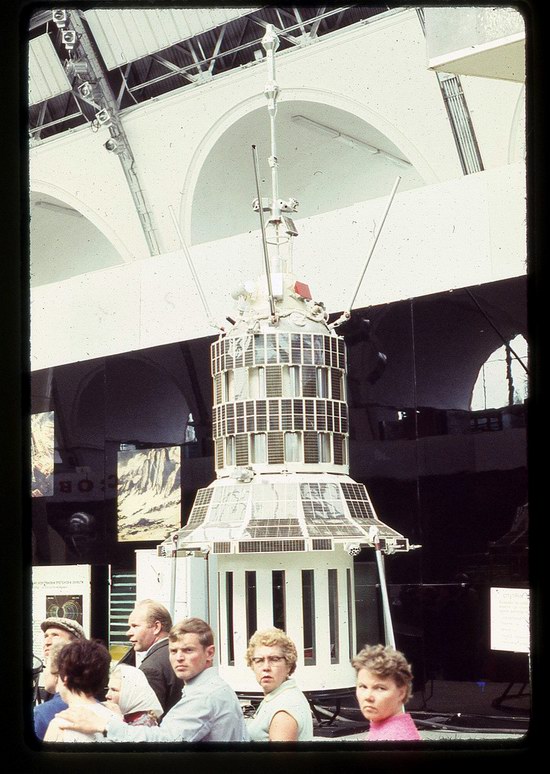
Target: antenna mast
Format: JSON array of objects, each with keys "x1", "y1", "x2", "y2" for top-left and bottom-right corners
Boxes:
[
  {"x1": 252, "y1": 24, "x2": 299, "y2": 282},
  {"x1": 262, "y1": 24, "x2": 281, "y2": 259},
  {"x1": 252, "y1": 144, "x2": 277, "y2": 322}
]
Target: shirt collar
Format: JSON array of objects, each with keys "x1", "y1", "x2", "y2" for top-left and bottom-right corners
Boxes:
[
  {"x1": 142, "y1": 635, "x2": 168, "y2": 658},
  {"x1": 263, "y1": 677, "x2": 296, "y2": 701},
  {"x1": 183, "y1": 666, "x2": 217, "y2": 691}
]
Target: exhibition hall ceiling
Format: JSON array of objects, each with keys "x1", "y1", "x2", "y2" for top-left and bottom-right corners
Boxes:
[
  {"x1": 28, "y1": 6, "x2": 392, "y2": 142},
  {"x1": 28, "y1": 5, "x2": 420, "y2": 287}
]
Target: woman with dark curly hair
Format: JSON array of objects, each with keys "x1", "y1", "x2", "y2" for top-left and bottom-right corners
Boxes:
[
  {"x1": 44, "y1": 639, "x2": 119, "y2": 742},
  {"x1": 352, "y1": 644, "x2": 421, "y2": 741},
  {"x1": 245, "y1": 628, "x2": 313, "y2": 742}
]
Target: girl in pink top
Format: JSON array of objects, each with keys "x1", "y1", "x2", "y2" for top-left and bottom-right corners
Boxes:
[{"x1": 352, "y1": 644, "x2": 421, "y2": 741}]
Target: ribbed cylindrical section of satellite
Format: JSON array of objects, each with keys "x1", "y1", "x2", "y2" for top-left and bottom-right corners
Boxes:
[
  {"x1": 211, "y1": 325, "x2": 349, "y2": 478},
  {"x1": 215, "y1": 548, "x2": 357, "y2": 695}
]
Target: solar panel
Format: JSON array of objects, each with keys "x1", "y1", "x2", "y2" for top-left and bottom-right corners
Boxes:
[
  {"x1": 312, "y1": 539, "x2": 333, "y2": 550},
  {"x1": 186, "y1": 487, "x2": 214, "y2": 528},
  {"x1": 307, "y1": 523, "x2": 364, "y2": 537},
  {"x1": 340, "y1": 482, "x2": 376, "y2": 519},
  {"x1": 213, "y1": 541, "x2": 231, "y2": 554},
  {"x1": 244, "y1": 525, "x2": 304, "y2": 539},
  {"x1": 249, "y1": 483, "x2": 298, "y2": 520},
  {"x1": 267, "y1": 432, "x2": 284, "y2": 464},
  {"x1": 238, "y1": 540, "x2": 306, "y2": 553},
  {"x1": 209, "y1": 485, "x2": 249, "y2": 523}
]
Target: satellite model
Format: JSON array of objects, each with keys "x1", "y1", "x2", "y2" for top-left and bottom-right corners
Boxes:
[{"x1": 158, "y1": 25, "x2": 414, "y2": 698}]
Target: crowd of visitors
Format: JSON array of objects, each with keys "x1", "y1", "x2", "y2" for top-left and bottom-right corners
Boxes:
[{"x1": 34, "y1": 599, "x2": 421, "y2": 744}]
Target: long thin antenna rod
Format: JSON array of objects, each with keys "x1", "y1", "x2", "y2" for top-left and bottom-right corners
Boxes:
[
  {"x1": 252, "y1": 145, "x2": 277, "y2": 322},
  {"x1": 346, "y1": 175, "x2": 401, "y2": 314},
  {"x1": 168, "y1": 205, "x2": 221, "y2": 331}
]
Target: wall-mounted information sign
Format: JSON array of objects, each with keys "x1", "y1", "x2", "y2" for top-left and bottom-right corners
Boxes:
[{"x1": 490, "y1": 586, "x2": 530, "y2": 653}]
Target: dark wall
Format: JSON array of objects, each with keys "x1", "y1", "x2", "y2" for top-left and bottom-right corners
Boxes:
[
  {"x1": 347, "y1": 276, "x2": 527, "y2": 413},
  {"x1": 30, "y1": 338, "x2": 216, "y2": 568}
]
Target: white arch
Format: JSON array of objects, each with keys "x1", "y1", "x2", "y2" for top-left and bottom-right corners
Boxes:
[
  {"x1": 180, "y1": 86, "x2": 440, "y2": 246},
  {"x1": 508, "y1": 84, "x2": 526, "y2": 164},
  {"x1": 470, "y1": 334, "x2": 528, "y2": 411},
  {"x1": 31, "y1": 180, "x2": 136, "y2": 264}
]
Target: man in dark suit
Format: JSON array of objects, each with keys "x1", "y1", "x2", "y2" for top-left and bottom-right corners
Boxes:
[{"x1": 125, "y1": 599, "x2": 184, "y2": 715}]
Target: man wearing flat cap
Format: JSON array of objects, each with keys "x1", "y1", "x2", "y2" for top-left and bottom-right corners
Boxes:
[{"x1": 33, "y1": 617, "x2": 86, "y2": 740}]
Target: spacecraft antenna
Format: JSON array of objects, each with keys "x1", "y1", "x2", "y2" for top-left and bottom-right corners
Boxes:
[{"x1": 168, "y1": 204, "x2": 224, "y2": 332}]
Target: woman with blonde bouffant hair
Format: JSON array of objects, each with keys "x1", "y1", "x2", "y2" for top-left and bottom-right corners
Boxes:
[{"x1": 245, "y1": 628, "x2": 313, "y2": 742}]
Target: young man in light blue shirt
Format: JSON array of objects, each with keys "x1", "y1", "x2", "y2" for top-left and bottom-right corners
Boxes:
[{"x1": 55, "y1": 617, "x2": 249, "y2": 743}]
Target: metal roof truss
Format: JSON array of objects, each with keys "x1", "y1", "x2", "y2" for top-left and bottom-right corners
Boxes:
[{"x1": 28, "y1": 6, "x2": 392, "y2": 142}]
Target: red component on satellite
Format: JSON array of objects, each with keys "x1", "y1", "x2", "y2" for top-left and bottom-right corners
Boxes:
[{"x1": 294, "y1": 281, "x2": 312, "y2": 300}]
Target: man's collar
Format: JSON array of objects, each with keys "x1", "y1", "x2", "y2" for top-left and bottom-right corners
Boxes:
[{"x1": 142, "y1": 635, "x2": 168, "y2": 658}]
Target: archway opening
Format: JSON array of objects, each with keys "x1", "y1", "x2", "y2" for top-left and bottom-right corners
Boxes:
[
  {"x1": 30, "y1": 192, "x2": 124, "y2": 287},
  {"x1": 191, "y1": 100, "x2": 424, "y2": 245},
  {"x1": 470, "y1": 334, "x2": 528, "y2": 411}
]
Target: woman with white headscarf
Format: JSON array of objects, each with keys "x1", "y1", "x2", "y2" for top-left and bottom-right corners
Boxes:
[{"x1": 105, "y1": 664, "x2": 163, "y2": 726}]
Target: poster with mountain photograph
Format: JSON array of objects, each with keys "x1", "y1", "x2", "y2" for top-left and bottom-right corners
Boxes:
[
  {"x1": 31, "y1": 411, "x2": 55, "y2": 497},
  {"x1": 117, "y1": 446, "x2": 181, "y2": 542}
]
